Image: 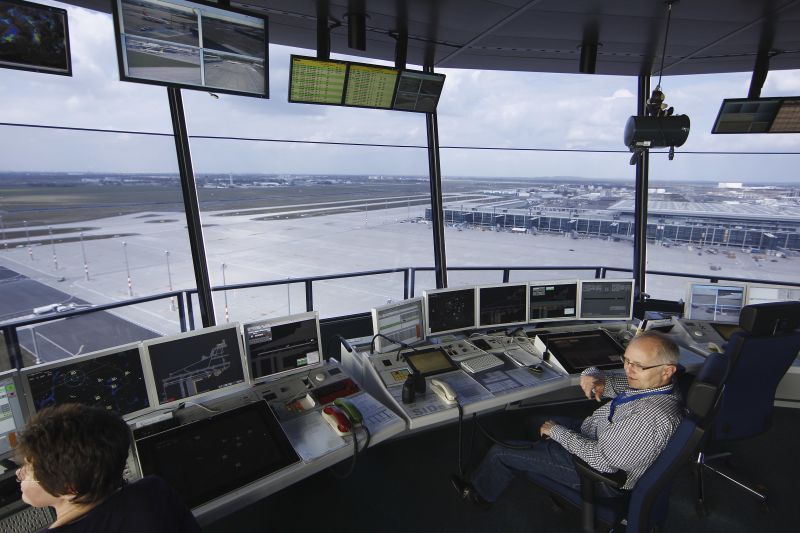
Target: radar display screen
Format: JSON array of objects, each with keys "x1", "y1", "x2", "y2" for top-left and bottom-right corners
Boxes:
[
  {"x1": 23, "y1": 346, "x2": 150, "y2": 418},
  {"x1": 478, "y1": 284, "x2": 527, "y2": 327},
  {"x1": 136, "y1": 400, "x2": 299, "y2": 508},
  {"x1": 426, "y1": 288, "x2": 476, "y2": 335},
  {"x1": 0, "y1": 0, "x2": 72, "y2": 76},
  {"x1": 529, "y1": 281, "x2": 578, "y2": 321},
  {"x1": 145, "y1": 325, "x2": 245, "y2": 407}
]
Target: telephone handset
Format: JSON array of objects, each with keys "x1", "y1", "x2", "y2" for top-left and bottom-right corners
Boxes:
[
  {"x1": 334, "y1": 397, "x2": 363, "y2": 424},
  {"x1": 430, "y1": 378, "x2": 458, "y2": 405},
  {"x1": 321, "y1": 405, "x2": 353, "y2": 436}
]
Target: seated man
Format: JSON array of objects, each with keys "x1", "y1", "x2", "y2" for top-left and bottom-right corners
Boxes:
[
  {"x1": 453, "y1": 330, "x2": 683, "y2": 507},
  {"x1": 16, "y1": 403, "x2": 200, "y2": 532}
]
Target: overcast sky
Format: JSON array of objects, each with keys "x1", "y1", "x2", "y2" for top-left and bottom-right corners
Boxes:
[{"x1": 0, "y1": 2, "x2": 799, "y2": 182}]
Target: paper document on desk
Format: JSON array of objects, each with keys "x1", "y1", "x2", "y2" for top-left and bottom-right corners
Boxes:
[
  {"x1": 436, "y1": 371, "x2": 493, "y2": 405},
  {"x1": 345, "y1": 391, "x2": 402, "y2": 436},
  {"x1": 281, "y1": 412, "x2": 349, "y2": 462},
  {"x1": 474, "y1": 369, "x2": 525, "y2": 394}
]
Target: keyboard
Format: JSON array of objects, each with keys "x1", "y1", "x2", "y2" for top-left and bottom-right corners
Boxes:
[
  {"x1": 460, "y1": 353, "x2": 504, "y2": 373},
  {"x1": 0, "y1": 505, "x2": 55, "y2": 533}
]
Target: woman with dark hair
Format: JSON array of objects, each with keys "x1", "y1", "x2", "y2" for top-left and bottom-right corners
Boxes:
[{"x1": 16, "y1": 403, "x2": 200, "y2": 532}]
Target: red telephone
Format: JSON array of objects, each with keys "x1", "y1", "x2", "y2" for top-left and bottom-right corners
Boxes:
[{"x1": 321, "y1": 405, "x2": 352, "y2": 436}]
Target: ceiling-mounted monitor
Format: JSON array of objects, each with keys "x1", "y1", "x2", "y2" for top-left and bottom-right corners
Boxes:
[
  {"x1": 712, "y1": 97, "x2": 800, "y2": 134},
  {"x1": 112, "y1": 0, "x2": 268, "y2": 97},
  {"x1": 0, "y1": 0, "x2": 71, "y2": 76},
  {"x1": 289, "y1": 54, "x2": 445, "y2": 113}
]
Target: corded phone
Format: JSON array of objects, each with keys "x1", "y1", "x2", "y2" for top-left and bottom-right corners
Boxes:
[
  {"x1": 334, "y1": 397, "x2": 363, "y2": 424},
  {"x1": 430, "y1": 379, "x2": 458, "y2": 405},
  {"x1": 321, "y1": 404, "x2": 353, "y2": 436}
]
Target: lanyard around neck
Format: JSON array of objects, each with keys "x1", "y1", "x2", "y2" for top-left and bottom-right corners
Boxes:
[{"x1": 607, "y1": 386, "x2": 674, "y2": 422}]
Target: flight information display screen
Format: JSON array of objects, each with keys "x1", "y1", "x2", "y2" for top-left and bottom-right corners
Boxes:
[
  {"x1": 144, "y1": 324, "x2": 245, "y2": 407},
  {"x1": 425, "y1": 287, "x2": 476, "y2": 335},
  {"x1": 23, "y1": 345, "x2": 150, "y2": 418},
  {"x1": 113, "y1": 0, "x2": 268, "y2": 97},
  {"x1": 686, "y1": 283, "x2": 745, "y2": 324},
  {"x1": 478, "y1": 284, "x2": 528, "y2": 327},
  {"x1": 529, "y1": 281, "x2": 578, "y2": 321},
  {"x1": 243, "y1": 313, "x2": 321, "y2": 382},
  {"x1": 136, "y1": 401, "x2": 299, "y2": 508},
  {"x1": 0, "y1": 371, "x2": 26, "y2": 460},
  {"x1": 372, "y1": 298, "x2": 425, "y2": 352},
  {"x1": 344, "y1": 63, "x2": 398, "y2": 109},
  {"x1": 579, "y1": 280, "x2": 634, "y2": 320},
  {"x1": 0, "y1": 0, "x2": 72, "y2": 76},
  {"x1": 289, "y1": 55, "x2": 346, "y2": 104}
]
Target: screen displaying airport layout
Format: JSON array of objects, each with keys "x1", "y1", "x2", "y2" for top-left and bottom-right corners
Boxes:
[
  {"x1": 114, "y1": 0, "x2": 267, "y2": 97},
  {"x1": 393, "y1": 70, "x2": 445, "y2": 113},
  {"x1": 136, "y1": 401, "x2": 299, "y2": 508},
  {"x1": 746, "y1": 285, "x2": 800, "y2": 305},
  {"x1": 0, "y1": 0, "x2": 71, "y2": 75},
  {"x1": 579, "y1": 280, "x2": 634, "y2": 319},
  {"x1": 146, "y1": 325, "x2": 245, "y2": 406},
  {"x1": 426, "y1": 288, "x2": 476, "y2": 335},
  {"x1": 529, "y1": 281, "x2": 577, "y2": 321},
  {"x1": 0, "y1": 372, "x2": 25, "y2": 460},
  {"x1": 344, "y1": 63, "x2": 398, "y2": 109},
  {"x1": 24, "y1": 346, "x2": 150, "y2": 417},
  {"x1": 289, "y1": 56, "x2": 346, "y2": 104},
  {"x1": 373, "y1": 298, "x2": 425, "y2": 352},
  {"x1": 478, "y1": 284, "x2": 527, "y2": 327},
  {"x1": 686, "y1": 283, "x2": 745, "y2": 324},
  {"x1": 243, "y1": 314, "x2": 321, "y2": 382}
]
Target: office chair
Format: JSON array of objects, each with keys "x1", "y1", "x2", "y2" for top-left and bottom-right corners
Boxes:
[
  {"x1": 696, "y1": 300, "x2": 800, "y2": 514},
  {"x1": 526, "y1": 378, "x2": 720, "y2": 533}
]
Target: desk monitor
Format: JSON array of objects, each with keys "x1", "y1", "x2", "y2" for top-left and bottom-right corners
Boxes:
[
  {"x1": 542, "y1": 330, "x2": 625, "y2": 374},
  {"x1": 372, "y1": 298, "x2": 425, "y2": 353},
  {"x1": 20, "y1": 343, "x2": 151, "y2": 420},
  {"x1": 403, "y1": 347, "x2": 458, "y2": 377},
  {"x1": 424, "y1": 286, "x2": 477, "y2": 336},
  {"x1": 0, "y1": 0, "x2": 71, "y2": 76},
  {"x1": 746, "y1": 284, "x2": 800, "y2": 306},
  {"x1": 685, "y1": 283, "x2": 746, "y2": 324},
  {"x1": 135, "y1": 400, "x2": 299, "y2": 508},
  {"x1": 0, "y1": 370, "x2": 27, "y2": 461},
  {"x1": 528, "y1": 279, "x2": 579, "y2": 322},
  {"x1": 112, "y1": 0, "x2": 268, "y2": 97},
  {"x1": 477, "y1": 282, "x2": 528, "y2": 328},
  {"x1": 142, "y1": 324, "x2": 247, "y2": 408},
  {"x1": 578, "y1": 279, "x2": 634, "y2": 320},
  {"x1": 243, "y1": 312, "x2": 322, "y2": 383}
]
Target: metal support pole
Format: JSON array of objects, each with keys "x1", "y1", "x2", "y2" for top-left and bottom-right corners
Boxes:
[
  {"x1": 168, "y1": 87, "x2": 216, "y2": 327},
  {"x1": 222, "y1": 263, "x2": 229, "y2": 322},
  {"x1": 48, "y1": 226, "x2": 58, "y2": 270},
  {"x1": 305, "y1": 280, "x2": 314, "y2": 312},
  {"x1": 166, "y1": 250, "x2": 175, "y2": 311},
  {"x1": 122, "y1": 241, "x2": 133, "y2": 296},
  {"x1": 632, "y1": 74, "x2": 650, "y2": 301},
  {"x1": 425, "y1": 65, "x2": 448, "y2": 289},
  {"x1": 79, "y1": 233, "x2": 89, "y2": 281},
  {"x1": 23, "y1": 220, "x2": 33, "y2": 260}
]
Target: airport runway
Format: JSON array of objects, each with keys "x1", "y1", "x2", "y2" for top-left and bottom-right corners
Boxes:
[{"x1": 0, "y1": 266, "x2": 158, "y2": 364}]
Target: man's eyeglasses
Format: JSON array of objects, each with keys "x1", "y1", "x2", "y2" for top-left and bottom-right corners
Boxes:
[
  {"x1": 15, "y1": 463, "x2": 38, "y2": 484},
  {"x1": 622, "y1": 357, "x2": 674, "y2": 372}
]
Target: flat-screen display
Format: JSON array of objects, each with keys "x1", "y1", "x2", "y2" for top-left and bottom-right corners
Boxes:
[
  {"x1": 21, "y1": 343, "x2": 151, "y2": 419},
  {"x1": 543, "y1": 330, "x2": 625, "y2": 374},
  {"x1": 403, "y1": 347, "x2": 457, "y2": 377},
  {"x1": 243, "y1": 312, "x2": 322, "y2": 383},
  {"x1": 135, "y1": 400, "x2": 299, "y2": 508},
  {"x1": 113, "y1": 0, "x2": 268, "y2": 97},
  {"x1": 372, "y1": 298, "x2": 425, "y2": 353},
  {"x1": 746, "y1": 284, "x2": 800, "y2": 306},
  {"x1": 477, "y1": 283, "x2": 528, "y2": 328},
  {"x1": 0, "y1": 370, "x2": 27, "y2": 461},
  {"x1": 0, "y1": 0, "x2": 71, "y2": 76},
  {"x1": 528, "y1": 280, "x2": 578, "y2": 322},
  {"x1": 579, "y1": 279, "x2": 634, "y2": 320},
  {"x1": 685, "y1": 283, "x2": 746, "y2": 324},
  {"x1": 143, "y1": 324, "x2": 246, "y2": 408},
  {"x1": 393, "y1": 70, "x2": 445, "y2": 113},
  {"x1": 424, "y1": 287, "x2": 476, "y2": 336},
  {"x1": 289, "y1": 54, "x2": 445, "y2": 113},
  {"x1": 712, "y1": 97, "x2": 800, "y2": 134}
]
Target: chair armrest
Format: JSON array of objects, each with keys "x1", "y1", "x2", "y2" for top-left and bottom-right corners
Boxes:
[{"x1": 572, "y1": 456, "x2": 627, "y2": 490}]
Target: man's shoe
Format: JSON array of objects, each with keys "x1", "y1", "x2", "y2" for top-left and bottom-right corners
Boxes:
[{"x1": 450, "y1": 475, "x2": 492, "y2": 510}]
